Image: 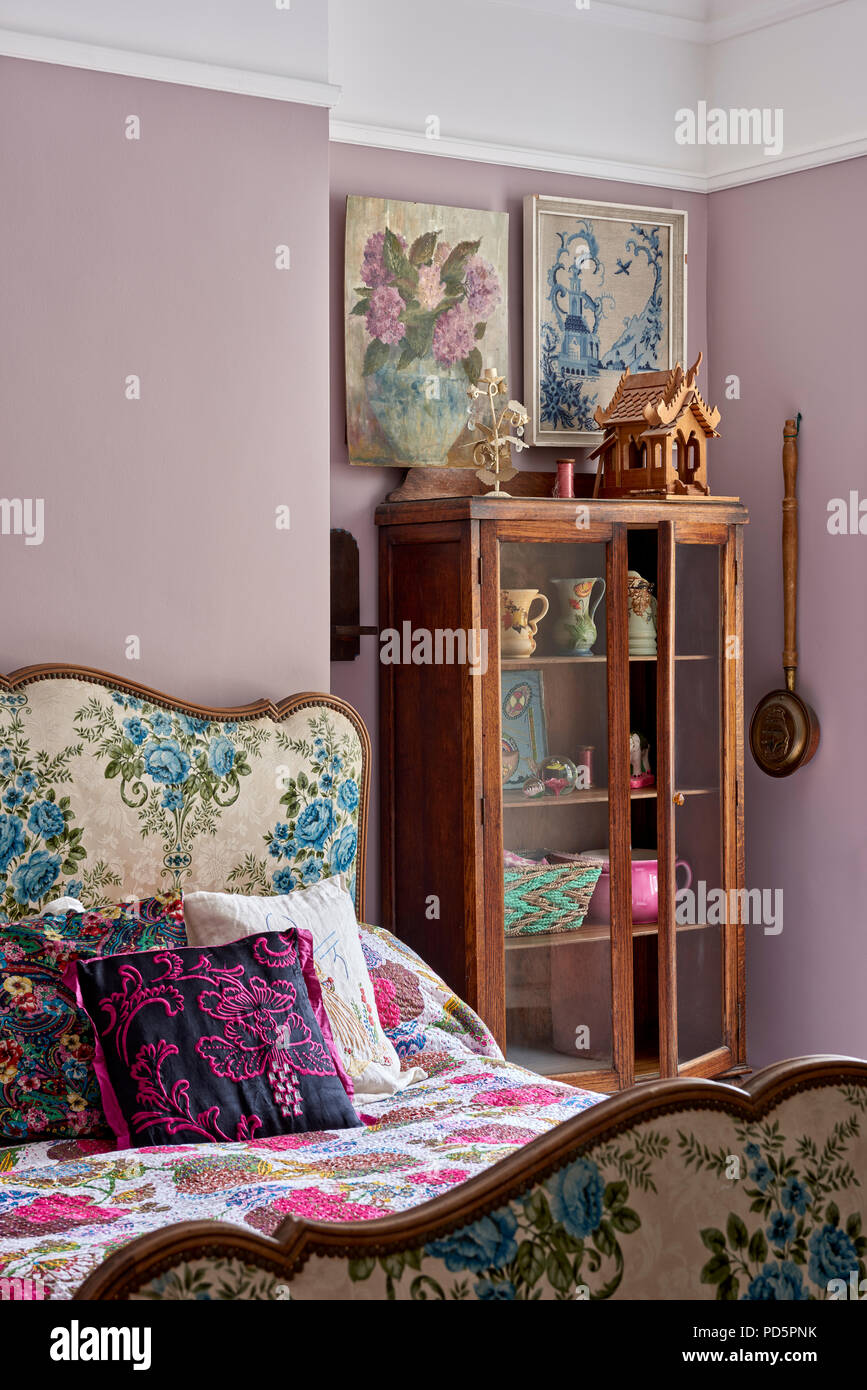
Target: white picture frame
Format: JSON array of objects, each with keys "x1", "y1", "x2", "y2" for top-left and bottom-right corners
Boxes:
[{"x1": 523, "y1": 194, "x2": 688, "y2": 448}]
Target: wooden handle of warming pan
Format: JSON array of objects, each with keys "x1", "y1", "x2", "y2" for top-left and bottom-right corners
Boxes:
[{"x1": 782, "y1": 417, "x2": 800, "y2": 692}]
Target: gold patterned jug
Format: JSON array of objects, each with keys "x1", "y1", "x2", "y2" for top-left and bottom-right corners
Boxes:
[
  {"x1": 627, "y1": 571, "x2": 658, "y2": 656},
  {"x1": 500, "y1": 589, "x2": 549, "y2": 658}
]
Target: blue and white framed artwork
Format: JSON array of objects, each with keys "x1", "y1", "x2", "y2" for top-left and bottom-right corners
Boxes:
[
  {"x1": 523, "y1": 195, "x2": 687, "y2": 447},
  {"x1": 501, "y1": 669, "x2": 548, "y2": 790}
]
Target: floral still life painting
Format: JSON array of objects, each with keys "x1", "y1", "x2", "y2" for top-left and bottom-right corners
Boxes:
[
  {"x1": 345, "y1": 196, "x2": 509, "y2": 468},
  {"x1": 524, "y1": 196, "x2": 686, "y2": 447}
]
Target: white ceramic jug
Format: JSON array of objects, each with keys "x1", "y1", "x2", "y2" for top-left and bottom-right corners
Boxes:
[{"x1": 627, "y1": 571, "x2": 657, "y2": 656}]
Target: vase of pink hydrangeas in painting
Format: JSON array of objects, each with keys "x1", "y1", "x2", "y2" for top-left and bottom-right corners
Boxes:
[{"x1": 352, "y1": 227, "x2": 502, "y2": 465}]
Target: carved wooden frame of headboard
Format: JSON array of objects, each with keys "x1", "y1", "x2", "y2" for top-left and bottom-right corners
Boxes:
[{"x1": 0, "y1": 664, "x2": 372, "y2": 919}]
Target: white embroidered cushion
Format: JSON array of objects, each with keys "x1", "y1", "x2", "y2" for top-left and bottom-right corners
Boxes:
[
  {"x1": 184, "y1": 880, "x2": 425, "y2": 1103},
  {"x1": 42, "y1": 897, "x2": 87, "y2": 914}
]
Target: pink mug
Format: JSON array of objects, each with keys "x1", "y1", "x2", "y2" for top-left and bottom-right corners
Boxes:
[
  {"x1": 630, "y1": 856, "x2": 693, "y2": 923},
  {"x1": 580, "y1": 851, "x2": 693, "y2": 925}
]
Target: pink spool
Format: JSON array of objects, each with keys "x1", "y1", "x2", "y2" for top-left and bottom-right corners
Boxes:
[
  {"x1": 575, "y1": 744, "x2": 595, "y2": 788},
  {"x1": 554, "y1": 458, "x2": 574, "y2": 498}
]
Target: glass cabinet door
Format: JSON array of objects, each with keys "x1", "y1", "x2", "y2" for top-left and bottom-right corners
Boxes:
[
  {"x1": 623, "y1": 525, "x2": 731, "y2": 1079},
  {"x1": 499, "y1": 540, "x2": 614, "y2": 1081},
  {"x1": 673, "y1": 541, "x2": 726, "y2": 1067},
  {"x1": 625, "y1": 526, "x2": 663, "y2": 1080}
]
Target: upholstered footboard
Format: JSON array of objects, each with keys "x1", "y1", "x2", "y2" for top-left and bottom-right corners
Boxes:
[{"x1": 77, "y1": 1056, "x2": 867, "y2": 1301}]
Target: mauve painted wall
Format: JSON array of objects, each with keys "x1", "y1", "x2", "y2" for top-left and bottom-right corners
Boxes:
[
  {"x1": 0, "y1": 58, "x2": 331, "y2": 703},
  {"x1": 708, "y1": 158, "x2": 867, "y2": 1068},
  {"x1": 6, "y1": 56, "x2": 858, "y2": 1069},
  {"x1": 329, "y1": 142, "x2": 709, "y2": 917}
]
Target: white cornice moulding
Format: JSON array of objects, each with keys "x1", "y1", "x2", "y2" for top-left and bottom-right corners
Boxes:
[
  {"x1": 329, "y1": 120, "x2": 709, "y2": 194},
  {"x1": 706, "y1": 0, "x2": 848, "y2": 44},
  {"x1": 3, "y1": 24, "x2": 863, "y2": 192},
  {"x1": 330, "y1": 119, "x2": 867, "y2": 195},
  {"x1": 582, "y1": 2, "x2": 703, "y2": 43},
  {"x1": 705, "y1": 133, "x2": 867, "y2": 191},
  {"x1": 486, "y1": 0, "x2": 848, "y2": 44},
  {"x1": 0, "y1": 28, "x2": 342, "y2": 108},
  {"x1": 487, "y1": 1, "x2": 706, "y2": 44}
]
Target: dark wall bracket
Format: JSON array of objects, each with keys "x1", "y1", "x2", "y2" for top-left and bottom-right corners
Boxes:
[{"x1": 331, "y1": 529, "x2": 378, "y2": 661}]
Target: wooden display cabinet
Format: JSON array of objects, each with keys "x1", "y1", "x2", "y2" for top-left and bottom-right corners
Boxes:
[{"x1": 377, "y1": 496, "x2": 748, "y2": 1091}]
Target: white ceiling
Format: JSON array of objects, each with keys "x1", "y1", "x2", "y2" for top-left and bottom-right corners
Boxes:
[
  {"x1": 0, "y1": 0, "x2": 336, "y2": 105},
  {"x1": 0, "y1": 0, "x2": 331, "y2": 82},
  {"x1": 0, "y1": 0, "x2": 848, "y2": 65},
  {"x1": 1, "y1": 0, "x2": 864, "y2": 190}
]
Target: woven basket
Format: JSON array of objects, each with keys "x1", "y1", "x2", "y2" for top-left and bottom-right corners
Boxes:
[{"x1": 503, "y1": 859, "x2": 603, "y2": 938}]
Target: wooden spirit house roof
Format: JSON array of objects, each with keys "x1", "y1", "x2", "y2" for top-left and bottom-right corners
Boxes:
[{"x1": 593, "y1": 352, "x2": 721, "y2": 439}]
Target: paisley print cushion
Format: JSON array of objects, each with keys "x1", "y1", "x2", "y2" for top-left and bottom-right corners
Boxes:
[
  {"x1": 0, "y1": 896, "x2": 185, "y2": 1142},
  {"x1": 43, "y1": 895, "x2": 186, "y2": 955},
  {"x1": 73, "y1": 929, "x2": 362, "y2": 1148}
]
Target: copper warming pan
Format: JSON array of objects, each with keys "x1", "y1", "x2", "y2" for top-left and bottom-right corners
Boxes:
[{"x1": 750, "y1": 416, "x2": 820, "y2": 776}]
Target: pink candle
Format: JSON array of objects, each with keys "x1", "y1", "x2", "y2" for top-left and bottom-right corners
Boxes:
[
  {"x1": 575, "y1": 745, "x2": 595, "y2": 788},
  {"x1": 555, "y1": 459, "x2": 575, "y2": 499}
]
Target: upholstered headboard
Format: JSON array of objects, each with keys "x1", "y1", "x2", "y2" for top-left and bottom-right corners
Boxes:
[{"x1": 0, "y1": 666, "x2": 370, "y2": 921}]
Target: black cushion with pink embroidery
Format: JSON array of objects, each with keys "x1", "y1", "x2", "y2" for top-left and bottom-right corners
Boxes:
[{"x1": 73, "y1": 929, "x2": 361, "y2": 1147}]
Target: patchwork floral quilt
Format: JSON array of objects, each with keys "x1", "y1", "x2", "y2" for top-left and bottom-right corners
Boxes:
[{"x1": 0, "y1": 923, "x2": 604, "y2": 1299}]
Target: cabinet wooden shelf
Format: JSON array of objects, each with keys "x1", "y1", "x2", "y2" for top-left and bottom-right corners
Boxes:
[
  {"x1": 503, "y1": 1045, "x2": 664, "y2": 1084},
  {"x1": 501, "y1": 653, "x2": 714, "y2": 669},
  {"x1": 503, "y1": 788, "x2": 611, "y2": 807},
  {"x1": 503, "y1": 785, "x2": 718, "y2": 809},
  {"x1": 507, "y1": 1045, "x2": 613, "y2": 1079},
  {"x1": 505, "y1": 918, "x2": 714, "y2": 950},
  {"x1": 378, "y1": 496, "x2": 748, "y2": 1092}
]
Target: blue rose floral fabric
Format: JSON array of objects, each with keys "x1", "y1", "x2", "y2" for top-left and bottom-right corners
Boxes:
[
  {"x1": 0, "y1": 681, "x2": 365, "y2": 919},
  {"x1": 245, "y1": 719, "x2": 362, "y2": 895},
  {"x1": 682, "y1": 1101, "x2": 867, "y2": 1301}
]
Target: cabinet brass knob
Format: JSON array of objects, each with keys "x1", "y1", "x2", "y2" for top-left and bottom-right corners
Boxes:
[{"x1": 673, "y1": 792, "x2": 686, "y2": 807}]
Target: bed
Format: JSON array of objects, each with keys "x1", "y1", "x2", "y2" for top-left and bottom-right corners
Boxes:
[{"x1": 1, "y1": 665, "x2": 865, "y2": 1302}]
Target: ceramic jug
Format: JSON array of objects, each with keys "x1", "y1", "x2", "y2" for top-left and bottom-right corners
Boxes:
[
  {"x1": 550, "y1": 578, "x2": 606, "y2": 656},
  {"x1": 501, "y1": 589, "x2": 549, "y2": 658},
  {"x1": 577, "y1": 850, "x2": 693, "y2": 925},
  {"x1": 627, "y1": 571, "x2": 658, "y2": 656}
]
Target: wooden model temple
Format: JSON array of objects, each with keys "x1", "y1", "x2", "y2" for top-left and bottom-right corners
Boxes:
[{"x1": 590, "y1": 351, "x2": 720, "y2": 498}]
